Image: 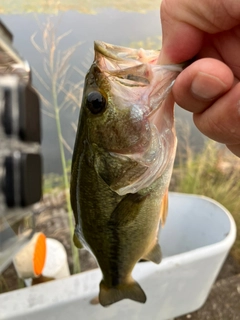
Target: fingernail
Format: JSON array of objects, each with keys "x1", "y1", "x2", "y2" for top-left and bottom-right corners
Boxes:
[{"x1": 191, "y1": 72, "x2": 227, "y2": 100}]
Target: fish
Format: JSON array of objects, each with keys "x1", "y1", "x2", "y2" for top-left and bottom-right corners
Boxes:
[{"x1": 70, "y1": 41, "x2": 182, "y2": 307}]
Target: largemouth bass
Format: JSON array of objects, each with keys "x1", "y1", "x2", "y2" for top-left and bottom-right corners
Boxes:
[{"x1": 70, "y1": 41, "x2": 182, "y2": 307}]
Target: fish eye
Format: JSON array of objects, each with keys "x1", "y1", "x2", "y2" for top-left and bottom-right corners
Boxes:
[{"x1": 86, "y1": 91, "x2": 106, "y2": 114}]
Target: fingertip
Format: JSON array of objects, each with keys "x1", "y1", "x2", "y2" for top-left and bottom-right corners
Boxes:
[
  {"x1": 193, "y1": 82, "x2": 240, "y2": 145},
  {"x1": 191, "y1": 72, "x2": 230, "y2": 101},
  {"x1": 172, "y1": 58, "x2": 234, "y2": 113},
  {"x1": 226, "y1": 144, "x2": 240, "y2": 158}
]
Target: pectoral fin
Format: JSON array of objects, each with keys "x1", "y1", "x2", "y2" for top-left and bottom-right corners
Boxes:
[
  {"x1": 73, "y1": 233, "x2": 83, "y2": 249},
  {"x1": 160, "y1": 190, "x2": 168, "y2": 226},
  {"x1": 109, "y1": 193, "x2": 148, "y2": 227},
  {"x1": 142, "y1": 242, "x2": 162, "y2": 264},
  {"x1": 99, "y1": 279, "x2": 146, "y2": 307},
  {"x1": 93, "y1": 146, "x2": 147, "y2": 192}
]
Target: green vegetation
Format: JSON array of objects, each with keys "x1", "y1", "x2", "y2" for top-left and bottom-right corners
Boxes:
[
  {"x1": 0, "y1": 0, "x2": 161, "y2": 14},
  {"x1": 171, "y1": 135, "x2": 240, "y2": 262},
  {"x1": 43, "y1": 160, "x2": 71, "y2": 194},
  {"x1": 129, "y1": 36, "x2": 162, "y2": 50}
]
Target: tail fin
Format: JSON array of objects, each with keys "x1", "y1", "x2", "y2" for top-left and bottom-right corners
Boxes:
[{"x1": 99, "y1": 279, "x2": 146, "y2": 307}]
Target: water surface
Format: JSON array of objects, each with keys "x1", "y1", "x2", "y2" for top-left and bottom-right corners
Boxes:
[{"x1": 1, "y1": 10, "x2": 204, "y2": 173}]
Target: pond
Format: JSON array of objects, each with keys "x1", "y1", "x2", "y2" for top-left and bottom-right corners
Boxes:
[{"x1": 1, "y1": 6, "x2": 204, "y2": 174}]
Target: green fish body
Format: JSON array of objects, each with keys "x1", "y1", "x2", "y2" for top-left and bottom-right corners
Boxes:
[{"x1": 70, "y1": 41, "x2": 181, "y2": 307}]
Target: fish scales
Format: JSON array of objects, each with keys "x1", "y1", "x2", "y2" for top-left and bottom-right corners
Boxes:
[{"x1": 70, "y1": 41, "x2": 182, "y2": 307}]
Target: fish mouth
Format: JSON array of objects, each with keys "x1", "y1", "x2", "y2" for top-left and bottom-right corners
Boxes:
[
  {"x1": 94, "y1": 40, "x2": 183, "y2": 71},
  {"x1": 94, "y1": 40, "x2": 160, "y2": 64},
  {"x1": 94, "y1": 41, "x2": 182, "y2": 117}
]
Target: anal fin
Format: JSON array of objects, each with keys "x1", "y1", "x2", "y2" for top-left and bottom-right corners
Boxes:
[
  {"x1": 99, "y1": 279, "x2": 146, "y2": 307},
  {"x1": 142, "y1": 242, "x2": 162, "y2": 264},
  {"x1": 90, "y1": 296, "x2": 99, "y2": 305}
]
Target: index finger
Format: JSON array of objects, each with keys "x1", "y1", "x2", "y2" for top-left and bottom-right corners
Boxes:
[{"x1": 158, "y1": 0, "x2": 240, "y2": 64}]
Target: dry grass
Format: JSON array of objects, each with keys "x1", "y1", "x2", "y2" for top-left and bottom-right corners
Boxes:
[
  {"x1": 31, "y1": 17, "x2": 83, "y2": 273},
  {"x1": 171, "y1": 132, "x2": 240, "y2": 263}
]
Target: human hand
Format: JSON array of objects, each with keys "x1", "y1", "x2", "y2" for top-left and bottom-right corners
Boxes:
[{"x1": 158, "y1": 0, "x2": 240, "y2": 157}]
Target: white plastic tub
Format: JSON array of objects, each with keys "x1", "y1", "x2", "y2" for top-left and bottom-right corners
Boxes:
[{"x1": 0, "y1": 193, "x2": 236, "y2": 320}]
